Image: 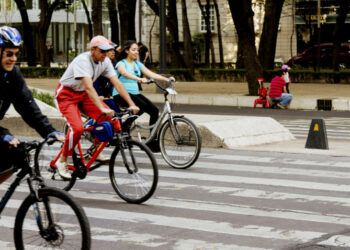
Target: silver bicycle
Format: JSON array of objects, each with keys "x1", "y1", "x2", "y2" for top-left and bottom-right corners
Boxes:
[{"x1": 130, "y1": 79, "x2": 201, "y2": 169}]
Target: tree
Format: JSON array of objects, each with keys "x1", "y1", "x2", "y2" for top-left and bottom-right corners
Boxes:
[
  {"x1": 181, "y1": 0, "x2": 194, "y2": 74},
  {"x1": 258, "y1": 0, "x2": 285, "y2": 70},
  {"x1": 213, "y1": 0, "x2": 224, "y2": 68},
  {"x1": 81, "y1": 0, "x2": 93, "y2": 40},
  {"x1": 228, "y1": 0, "x2": 262, "y2": 95},
  {"x1": 92, "y1": 0, "x2": 103, "y2": 35},
  {"x1": 118, "y1": 0, "x2": 137, "y2": 45},
  {"x1": 144, "y1": 0, "x2": 185, "y2": 67},
  {"x1": 197, "y1": 0, "x2": 211, "y2": 66},
  {"x1": 38, "y1": 0, "x2": 62, "y2": 67},
  {"x1": 107, "y1": 0, "x2": 119, "y2": 45},
  {"x1": 14, "y1": 0, "x2": 37, "y2": 66},
  {"x1": 332, "y1": 0, "x2": 349, "y2": 72}
]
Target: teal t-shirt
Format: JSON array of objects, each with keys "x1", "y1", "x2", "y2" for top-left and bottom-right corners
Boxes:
[{"x1": 112, "y1": 59, "x2": 144, "y2": 96}]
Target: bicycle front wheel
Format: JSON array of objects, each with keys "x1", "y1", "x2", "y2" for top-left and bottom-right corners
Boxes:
[
  {"x1": 159, "y1": 116, "x2": 201, "y2": 169},
  {"x1": 109, "y1": 139, "x2": 158, "y2": 204},
  {"x1": 14, "y1": 187, "x2": 91, "y2": 250},
  {"x1": 35, "y1": 139, "x2": 76, "y2": 191}
]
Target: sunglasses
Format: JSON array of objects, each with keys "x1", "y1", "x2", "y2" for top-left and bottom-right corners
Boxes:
[
  {"x1": 95, "y1": 47, "x2": 109, "y2": 54},
  {"x1": 4, "y1": 51, "x2": 20, "y2": 58}
]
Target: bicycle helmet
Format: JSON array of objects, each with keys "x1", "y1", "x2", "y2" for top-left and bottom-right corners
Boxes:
[{"x1": 0, "y1": 26, "x2": 22, "y2": 48}]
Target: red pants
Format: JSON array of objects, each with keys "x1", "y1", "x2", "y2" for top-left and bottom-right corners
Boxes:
[{"x1": 55, "y1": 83, "x2": 111, "y2": 157}]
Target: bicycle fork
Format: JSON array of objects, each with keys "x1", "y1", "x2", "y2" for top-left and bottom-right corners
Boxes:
[{"x1": 118, "y1": 135, "x2": 138, "y2": 174}]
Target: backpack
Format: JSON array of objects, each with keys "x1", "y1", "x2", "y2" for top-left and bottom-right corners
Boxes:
[{"x1": 91, "y1": 121, "x2": 114, "y2": 142}]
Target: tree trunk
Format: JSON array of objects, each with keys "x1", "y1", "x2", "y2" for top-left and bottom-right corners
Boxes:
[
  {"x1": 167, "y1": 0, "x2": 185, "y2": 67},
  {"x1": 228, "y1": 0, "x2": 262, "y2": 95},
  {"x1": 236, "y1": 36, "x2": 244, "y2": 68},
  {"x1": 258, "y1": 0, "x2": 285, "y2": 70},
  {"x1": 181, "y1": 0, "x2": 194, "y2": 74},
  {"x1": 38, "y1": 0, "x2": 60, "y2": 67},
  {"x1": 14, "y1": 0, "x2": 37, "y2": 66},
  {"x1": 213, "y1": 0, "x2": 224, "y2": 68},
  {"x1": 92, "y1": 0, "x2": 103, "y2": 36},
  {"x1": 332, "y1": 0, "x2": 349, "y2": 72},
  {"x1": 118, "y1": 0, "x2": 136, "y2": 45},
  {"x1": 107, "y1": 0, "x2": 119, "y2": 45},
  {"x1": 81, "y1": 0, "x2": 93, "y2": 40},
  {"x1": 196, "y1": 0, "x2": 211, "y2": 67},
  {"x1": 144, "y1": 0, "x2": 185, "y2": 67}
]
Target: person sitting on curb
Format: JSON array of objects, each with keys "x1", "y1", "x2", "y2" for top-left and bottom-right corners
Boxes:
[{"x1": 269, "y1": 70, "x2": 293, "y2": 109}]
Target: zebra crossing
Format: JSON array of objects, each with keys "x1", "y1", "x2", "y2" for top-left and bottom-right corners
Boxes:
[
  {"x1": 279, "y1": 117, "x2": 350, "y2": 140},
  {"x1": 1, "y1": 145, "x2": 350, "y2": 249}
]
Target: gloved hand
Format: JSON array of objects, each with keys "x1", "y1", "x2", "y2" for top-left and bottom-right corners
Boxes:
[
  {"x1": 47, "y1": 131, "x2": 65, "y2": 143},
  {"x1": 47, "y1": 131, "x2": 65, "y2": 138},
  {"x1": 3, "y1": 134, "x2": 14, "y2": 143}
]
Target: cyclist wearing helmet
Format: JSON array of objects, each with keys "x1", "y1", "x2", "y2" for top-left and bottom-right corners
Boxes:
[{"x1": 0, "y1": 26, "x2": 65, "y2": 183}]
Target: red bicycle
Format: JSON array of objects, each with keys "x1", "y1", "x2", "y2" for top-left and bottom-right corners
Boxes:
[{"x1": 34, "y1": 111, "x2": 158, "y2": 204}]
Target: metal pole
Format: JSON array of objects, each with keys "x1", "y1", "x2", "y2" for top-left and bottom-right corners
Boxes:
[
  {"x1": 317, "y1": 0, "x2": 321, "y2": 72},
  {"x1": 139, "y1": 0, "x2": 142, "y2": 42},
  {"x1": 74, "y1": 0, "x2": 77, "y2": 56},
  {"x1": 66, "y1": 2, "x2": 69, "y2": 66},
  {"x1": 159, "y1": 0, "x2": 166, "y2": 73}
]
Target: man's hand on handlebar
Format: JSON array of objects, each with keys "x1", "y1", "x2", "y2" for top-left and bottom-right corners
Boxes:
[
  {"x1": 102, "y1": 107, "x2": 115, "y2": 117},
  {"x1": 128, "y1": 105, "x2": 140, "y2": 115}
]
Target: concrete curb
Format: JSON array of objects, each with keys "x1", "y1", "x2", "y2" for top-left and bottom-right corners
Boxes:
[{"x1": 1, "y1": 99, "x2": 295, "y2": 149}]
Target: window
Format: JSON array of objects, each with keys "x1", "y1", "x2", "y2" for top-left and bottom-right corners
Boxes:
[{"x1": 200, "y1": 5, "x2": 215, "y2": 32}]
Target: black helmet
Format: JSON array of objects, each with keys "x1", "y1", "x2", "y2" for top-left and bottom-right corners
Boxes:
[{"x1": 0, "y1": 26, "x2": 22, "y2": 48}]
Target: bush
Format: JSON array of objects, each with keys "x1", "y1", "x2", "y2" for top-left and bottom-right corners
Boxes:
[
  {"x1": 20, "y1": 67, "x2": 66, "y2": 78},
  {"x1": 169, "y1": 68, "x2": 195, "y2": 81}
]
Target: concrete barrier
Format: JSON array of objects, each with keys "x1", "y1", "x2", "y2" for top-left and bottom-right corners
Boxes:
[{"x1": 1, "y1": 99, "x2": 295, "y2": 148}]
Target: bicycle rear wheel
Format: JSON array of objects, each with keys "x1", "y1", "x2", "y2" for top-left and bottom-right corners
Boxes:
[
  {"x1": 14, "y1": 187, "x2": 91, "y2": 250},
  {"x1": 109, "y1": 138, "x2": 158, "y2": 204},
  {"x1": 35, "y1": 140, "x2": 76, "y2": 191},
  {"x1": 159, "y1": 116, "x2": 201, "y2": 169}
]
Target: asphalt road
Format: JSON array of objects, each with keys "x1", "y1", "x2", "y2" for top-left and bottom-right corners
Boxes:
[{"x1": 2, "y1": 143, "x2": 350, "y2": 249}]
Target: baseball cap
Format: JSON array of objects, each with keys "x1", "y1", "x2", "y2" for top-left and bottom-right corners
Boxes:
[
  {"x1": 282, "y1": 64, "x2": 290, "y2": 70},
  {"x1": 90, "y1": 35, "x2": 114, "y2": 50}
]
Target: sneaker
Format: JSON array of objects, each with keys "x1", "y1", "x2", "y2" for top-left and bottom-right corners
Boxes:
[
  {"x1": 56, "y1": 161, "x2": 71, "y2": 180},
  {"x1": 276, "y1": 103, "x2": 286, "y2": 109},
  {"x1": 95, "y1": 152, "x2": 110, "y2": 163},
  {"x1": 146, "y1": 140, "x2": 161, "y2": 153}
]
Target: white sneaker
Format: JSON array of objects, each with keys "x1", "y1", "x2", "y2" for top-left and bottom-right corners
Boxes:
[
  {"x1": 56, "y1": 161, "x2": 71, "y2": 180},
  {"x1": 95, "y1": 152, "x2": 110, "y2": 163}
]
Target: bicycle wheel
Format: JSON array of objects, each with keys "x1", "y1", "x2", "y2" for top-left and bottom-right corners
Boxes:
[
  {"x1": 159, "y1": 116, "x2": 201, "y2": 169},
  {"x1": 14, "y1": 187, "x2": 91, "y2": 250},
  {"x1": 109, "y1": 138, "x2": 158, "y2": 204},
  {"x1": 35, "y1": 140, "x2": 76, "y2": 191}
]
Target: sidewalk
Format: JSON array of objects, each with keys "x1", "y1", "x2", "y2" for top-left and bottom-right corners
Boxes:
[
  {"x1": 25, "y1": 78, "x2": 350, "y2": 111},
  {"x1": 4, "y1": 78, "x2": 348, "y2": 157}
]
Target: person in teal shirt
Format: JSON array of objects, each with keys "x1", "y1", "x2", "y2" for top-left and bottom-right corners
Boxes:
[{"x1": 113, "y1": 40, "x2": 175, "y2": 152}]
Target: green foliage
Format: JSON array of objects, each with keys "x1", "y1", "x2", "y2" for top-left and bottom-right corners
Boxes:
[
  {"x1": 192, "y1": 33, "x2": 206, "y2": 52},
  {"x1": 20, "y1": 67, "x2": 66, "y2": 78},
  {"x1": 169, "y1": 68, "x2": 195, "y2": 81},
  {"x1": 31, "y1": 89, "x2": 55, "y2": 107}
]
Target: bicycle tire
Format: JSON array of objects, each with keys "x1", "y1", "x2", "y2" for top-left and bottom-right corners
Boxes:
[
  {"x1": 35, "y1": 139, "x2": 76, "y2": 191},
  {"x1": 109, "y1": 138, "x2": 158, "y2": 204},
  {"x1": 14, "y1": 187, "x2": 91, "y2": 250},
  {"x1": 159, "y1": 116, "x2": 201, "y2": 169}
]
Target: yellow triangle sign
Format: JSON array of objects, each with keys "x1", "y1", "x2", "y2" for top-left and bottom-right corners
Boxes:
[{"x1": 314, "y1": 123, "x2": 319, "y2": 131}]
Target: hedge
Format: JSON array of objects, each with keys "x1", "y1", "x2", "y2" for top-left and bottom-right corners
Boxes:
[{"x1": 20, "y1": 66, "x2": 350, "y2": 83}]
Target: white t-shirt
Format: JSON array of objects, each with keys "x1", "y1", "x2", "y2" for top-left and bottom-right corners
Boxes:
[
  {"x1": 283, "y1": 72, "x2": 290, "y2": 83},
  {"x1": 60, "y1": 52, "x2": 116, "y2": 91}
]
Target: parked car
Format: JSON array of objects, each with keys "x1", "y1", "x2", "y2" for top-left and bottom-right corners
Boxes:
[{"x1": 287, "y1": 43, "x2": 350, "y2": 69}]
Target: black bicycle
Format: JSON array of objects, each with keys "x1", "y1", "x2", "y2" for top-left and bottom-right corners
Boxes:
[{"x1": 0, "y1": 139, "x2": 91, "y2": 249}]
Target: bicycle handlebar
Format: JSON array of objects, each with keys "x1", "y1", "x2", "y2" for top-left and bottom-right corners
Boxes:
[{"x1": 145, "y1": 78, "x2": 175, "y2": 93}]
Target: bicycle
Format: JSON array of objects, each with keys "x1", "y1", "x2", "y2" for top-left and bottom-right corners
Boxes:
[
  {"x1": 130, "y1": 79, "x2": 202, "y2": 169},
  {"x1": 36, "y1": 111, "x2": 158, "y2": 204},
  {"x1": 0, "y1": 139, "x2": 91, "y2": 249}
]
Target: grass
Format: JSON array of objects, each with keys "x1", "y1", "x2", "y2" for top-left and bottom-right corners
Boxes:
[{"x1": 31, "y1": 88, "x2": 55, "y2": 107}]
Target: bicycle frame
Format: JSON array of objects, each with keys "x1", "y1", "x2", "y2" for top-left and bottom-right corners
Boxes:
[{"x1": 133, "y1": 89, "x2": 175, "y2": 144}]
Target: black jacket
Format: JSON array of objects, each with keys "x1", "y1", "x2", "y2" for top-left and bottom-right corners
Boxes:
[{"x1": 0, "y1": 66, "x2": 55, "y2": 141}]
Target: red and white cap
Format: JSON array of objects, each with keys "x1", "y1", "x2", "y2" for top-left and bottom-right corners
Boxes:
[{"x1": 90, "y1": 35, "x2": 114, "y2": 50}]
